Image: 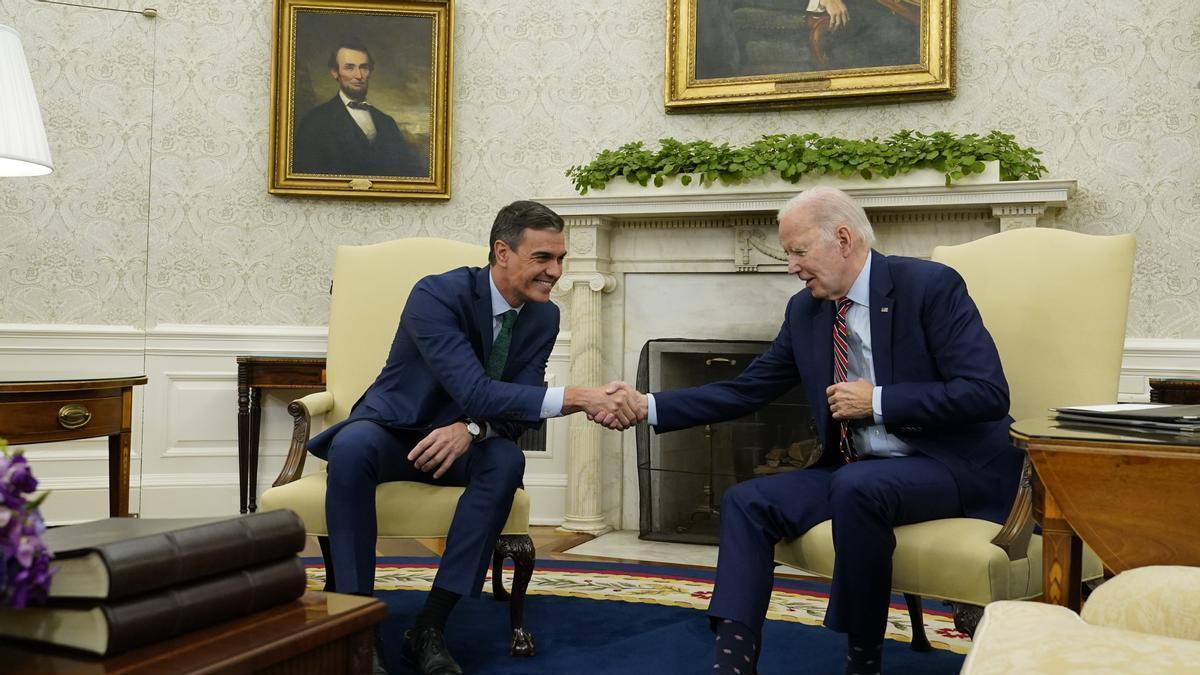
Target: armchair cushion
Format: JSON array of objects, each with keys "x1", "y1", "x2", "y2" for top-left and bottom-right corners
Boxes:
[
  {"x1": 775, "y1": 518, "x2": 1103, "y2": 606},
  {"x1": 961, "y1": 599, "x2": 1200, "y2": 674},
  {"x1": 1081, "y1": 565, "x2": 1200, "y2": 641},
  {"x1": 260, "y1": 472, "x2": 530, "y2": 538}
]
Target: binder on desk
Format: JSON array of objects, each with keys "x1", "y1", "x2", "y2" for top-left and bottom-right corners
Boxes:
[{"x1": 1053, "y1": 404, "x2": 1200, "y2": 434}]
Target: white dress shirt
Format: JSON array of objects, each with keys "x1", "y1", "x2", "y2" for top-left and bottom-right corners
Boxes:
[{"x1": 339, "y1": 90, "x2": 377, "y2": 143}]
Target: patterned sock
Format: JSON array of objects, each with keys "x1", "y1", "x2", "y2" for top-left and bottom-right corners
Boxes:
[
  {"x1": 845, "y1": 633, "x2": 883, "y2": 675},
  {"x1": 414, "y1": 585, "x2": 461, "y2": 633},
  {"x1": 713, "y1": 618, "x2": 757, "y2": 674}
]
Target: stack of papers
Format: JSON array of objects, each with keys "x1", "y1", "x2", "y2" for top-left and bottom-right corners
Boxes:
[{"x1": 1053, "y1": 403, "x2": 1200, "y2": 434}]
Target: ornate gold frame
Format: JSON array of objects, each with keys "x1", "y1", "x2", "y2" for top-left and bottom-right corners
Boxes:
[
  {"x1": 268, "y1": 0, "x2": 452, "y2": 199},
  {"x1": 665, "y1": 0, "x2": 953, "y2": 112}
]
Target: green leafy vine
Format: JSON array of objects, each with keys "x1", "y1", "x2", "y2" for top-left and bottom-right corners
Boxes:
[{"x1": 565, "y1": 130, "x2": 1047, "y2": 195}]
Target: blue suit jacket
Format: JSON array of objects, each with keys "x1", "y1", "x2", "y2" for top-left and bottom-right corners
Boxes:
[
  {"x1": 308, "y1": 266, "x2": 558, "y2": 459},
  {"x1": 654, "y1": 251, "x2": 1021, "y2": 522}
]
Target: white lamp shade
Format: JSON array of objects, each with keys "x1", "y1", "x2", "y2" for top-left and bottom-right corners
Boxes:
[{"x1": 0, "y1": 24, "x2": 53, "y2": 176}]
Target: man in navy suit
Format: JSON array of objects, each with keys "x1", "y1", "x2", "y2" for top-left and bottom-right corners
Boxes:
[
  {"x1": 293, "y1": 40, "x2": 426, "y2": 177},
  {"x1": 309, "y1": 201, "x2": 639, "y2": 675},
  {"x1": 600, "y1": 187, "x2": 1021, "y2": 674}
]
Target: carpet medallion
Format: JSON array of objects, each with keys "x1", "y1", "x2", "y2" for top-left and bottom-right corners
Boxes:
[{"x1": 305, "y1": 557, "x2": 969, "y2": 674}]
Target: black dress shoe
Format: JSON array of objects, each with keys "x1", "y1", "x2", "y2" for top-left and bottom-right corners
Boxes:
[{"x1": 401, "y1": 626, "x2": 463, "y2": 675}]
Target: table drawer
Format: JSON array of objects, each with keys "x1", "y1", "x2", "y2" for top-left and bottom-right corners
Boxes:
[{"x1": 0, "y1": 395, "x2": 124, "y2": 443}]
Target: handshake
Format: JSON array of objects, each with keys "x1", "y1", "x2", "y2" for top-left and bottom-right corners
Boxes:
[{"x1": 564, "y1": 382, "x2": 647, "y2": 431}]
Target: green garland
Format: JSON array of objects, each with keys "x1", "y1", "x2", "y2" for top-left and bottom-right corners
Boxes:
[{"x1": 565, "y1": 130, "x2": 1047, "y2": 195}]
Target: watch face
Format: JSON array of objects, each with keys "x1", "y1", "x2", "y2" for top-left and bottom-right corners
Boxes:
[{"x1": 466, "y1": 421, "x2": 481, "y2": 437}]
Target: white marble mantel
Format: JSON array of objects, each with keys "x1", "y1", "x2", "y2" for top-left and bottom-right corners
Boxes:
[{"x1": 538, "y1": 175, "x2": 1076, "y2": 532}]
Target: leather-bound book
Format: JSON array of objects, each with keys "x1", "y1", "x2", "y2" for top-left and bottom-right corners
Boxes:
[
  {"x1": 0, "y1": 556, "x2": 307, "y2": 656},
  {"x1": 41, "y1": 510, "x2": 306, "y2": 600}
]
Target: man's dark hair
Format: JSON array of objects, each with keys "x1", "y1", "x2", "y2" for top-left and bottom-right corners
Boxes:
[
  {"x1": 327, "y1": 40, "x2": 374, "y2": 70},
  {"x1": 488, "y1": 200, "x2": 565, "y2": 264}
]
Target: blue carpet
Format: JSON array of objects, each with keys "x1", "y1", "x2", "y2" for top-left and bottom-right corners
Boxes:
[{"x1": 313, "y1": 557, "x2": 967, "y2": 674}]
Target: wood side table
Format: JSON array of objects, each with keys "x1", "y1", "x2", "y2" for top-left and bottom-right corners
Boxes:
[
  {"x1": 0, "y1": 591, "x2": 386, "y2": 674},
  {"x1": 0, "y1": 375, "x2": 147, "y2": 517},
  {"x1": 1011, "y1": 417, "x2": 1200, "y2": 611},
  {"x1": 238, "y1": 356, "x2": 326, "y2": 513}
]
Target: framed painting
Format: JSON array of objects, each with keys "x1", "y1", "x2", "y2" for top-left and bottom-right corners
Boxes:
[
  {"x1": 269, "y1": 0, "x2": 452, "y2": 199},
  {"x1": 665, "y1": 0, "x2": 953, "y2": 112}
]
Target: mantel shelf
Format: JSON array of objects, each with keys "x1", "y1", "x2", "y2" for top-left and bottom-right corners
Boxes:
[{"x1": 539, "y1": 178, "x2": 1077, "y2": 220}]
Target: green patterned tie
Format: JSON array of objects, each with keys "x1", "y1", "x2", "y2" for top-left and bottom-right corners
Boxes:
[{"x1": 485, "y1": 310, "x2": 518, "y2": 379}]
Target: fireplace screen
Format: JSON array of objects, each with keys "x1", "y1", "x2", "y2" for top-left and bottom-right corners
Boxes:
[{"x1": 636, "y1": 339, "x2": 818, "y2": 544}]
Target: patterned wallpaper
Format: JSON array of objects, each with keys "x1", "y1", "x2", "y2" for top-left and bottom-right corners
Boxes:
[{"x1": 1, "y1": 0, "x2": 1198, "y2": 336}]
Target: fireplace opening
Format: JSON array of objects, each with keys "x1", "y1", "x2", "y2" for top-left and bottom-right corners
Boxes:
[{"x1": 635, "y1": 339, "x2": 818, "y2": 544}]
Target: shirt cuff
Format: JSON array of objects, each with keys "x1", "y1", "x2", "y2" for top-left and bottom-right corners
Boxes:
[
  {"x1": 872, "y1": 386, "x2": 884, "y2": 425},
  {"x1": 541, "y1": 386, "x2": 565, "y2": 418},
  {"x1": 646, "y1": 393, "x2": 659, "y2": 426}
]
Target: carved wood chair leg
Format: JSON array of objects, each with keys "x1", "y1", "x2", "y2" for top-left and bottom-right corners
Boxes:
[
  {"x1": 951, "y1": 602, "x2": 984, "y2": 638},
  {"x1": 491, "y1": 547, "x2": 509, "y2": 601},
  {"x1": 493, "y1": 534, "x2": 536, "y2": 657},
  {"x1": 903, "y1": 593, "x2": 931, "y2": 652},
  {"x1": 318, "y1": 535, "x2": 337, "y2": 592}
]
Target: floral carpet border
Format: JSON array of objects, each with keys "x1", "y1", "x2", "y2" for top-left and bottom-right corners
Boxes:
[{"x1": 303, "y1": 558, "x2": 971, "y2": 654}]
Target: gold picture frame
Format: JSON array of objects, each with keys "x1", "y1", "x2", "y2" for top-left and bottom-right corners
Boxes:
[
  {"x1": 665, "y1": 0, "x2": 953, "y2": 112},
  {"x1": 269, "y1": 0, "x2": 452, "y2": 199}
]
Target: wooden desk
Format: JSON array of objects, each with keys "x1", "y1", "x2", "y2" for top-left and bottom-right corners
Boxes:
[
  {"x1": 1011, "y1": 417, "x2": 1200, "y2": 611},
  {"x1": 0, "y1": 591, "x2": 386, "y2": 674},
  {"x1": 237, "y1": 356, "x2": 326, "y2": 513},
  {"x1": 0, "y1": 375, "x2": 147, "y2": 517}
]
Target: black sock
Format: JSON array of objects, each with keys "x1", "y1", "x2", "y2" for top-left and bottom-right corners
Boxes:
[
  {"x1": 713, "y1": 618, "x2": 757, "y2": 674},
  {"x1": 845, "y1": 633, "x2": 883, "y2": 675},
  {"x1": 414, "y1": 585, "x2": 461, "y2": 633}
]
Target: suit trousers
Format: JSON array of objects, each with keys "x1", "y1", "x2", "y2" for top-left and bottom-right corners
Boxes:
[
  {"x1": 324, "y1": 419, "x2": 525, "y2": 597},
  {"x1": 708, "y1": 455, "x2": 961, "y2": 638}
]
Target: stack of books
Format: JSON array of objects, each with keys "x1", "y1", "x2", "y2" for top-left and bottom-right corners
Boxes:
[
  {"x1": 0, "y1": 509, "x2": 307, "y2": 656},
  {"x1": 1054, "y1": 403, "x2": 1200, "y2": 434}
]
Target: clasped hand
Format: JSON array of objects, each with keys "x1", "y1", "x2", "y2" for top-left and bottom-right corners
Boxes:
[
  {"x1": 564, "y1": 381, "x2": 647, "y2": 431},
  {"x1": 585, "y1": 381, "x2": 647, "y2": 431}
]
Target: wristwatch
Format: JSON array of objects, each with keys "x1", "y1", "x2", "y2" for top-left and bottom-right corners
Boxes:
[{"x1": 464, "y1": 419, "x2": 485, "y2": 442}]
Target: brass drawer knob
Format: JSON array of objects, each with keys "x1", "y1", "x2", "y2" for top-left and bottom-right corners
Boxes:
[{"x1": 58, "y1": 403, "x2": 92, "y2": 430}]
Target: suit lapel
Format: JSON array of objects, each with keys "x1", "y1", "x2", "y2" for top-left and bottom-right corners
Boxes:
[
  {"x1": 869, "y1": 251, "x2": 895, "y2": 388},
  {"x1": 506, "y1": 304, "x2": 538, "y2": 380},
  {"x1": 473, "y1": 267, "x2": 494, "y2": 366},
  {"x1": 811, "y1": 299, "x2": 834, "y2": 389}
]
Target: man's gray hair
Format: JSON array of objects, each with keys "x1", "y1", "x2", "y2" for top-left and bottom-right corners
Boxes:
[{"x1": 777, "y1": 186, "x2": 876, "y2": 247}]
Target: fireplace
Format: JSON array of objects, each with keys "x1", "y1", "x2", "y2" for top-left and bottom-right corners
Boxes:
[{"x1": 635, "y1": 339, "x2": 817, "y2": 544}]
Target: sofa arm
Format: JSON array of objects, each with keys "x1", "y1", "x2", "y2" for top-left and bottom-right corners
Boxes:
[
  {"x1": 1081, "y1": 565, "x2": 1200, "y2": 641},
  {"x1": 273, "y1": 390, "x2": 335, "y2": 487}
]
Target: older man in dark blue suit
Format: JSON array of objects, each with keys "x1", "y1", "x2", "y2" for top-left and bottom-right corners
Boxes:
[
  {"x1": 309, "y1": 201, "x2": 639, "y2": 675},
  {"x1": 601, "y1": 187, "x2": 1020, "y2": 675}
]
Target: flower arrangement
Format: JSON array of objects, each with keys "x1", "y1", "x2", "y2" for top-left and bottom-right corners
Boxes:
[{"x1": 1, "y1": 439, "x2": 54, "y2": 608}]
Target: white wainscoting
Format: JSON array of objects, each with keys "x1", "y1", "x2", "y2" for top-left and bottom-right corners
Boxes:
[{"x1": 0, "y1": 324, "x2": 571, "y2": 526}]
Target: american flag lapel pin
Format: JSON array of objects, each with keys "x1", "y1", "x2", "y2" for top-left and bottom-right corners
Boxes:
[{"x1": 880, "y1": 307, "x2": 889, "y2": 313}]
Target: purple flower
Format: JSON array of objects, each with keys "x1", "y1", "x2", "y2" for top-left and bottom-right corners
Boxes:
[
  {"x1": 0, "y1": 445, "x2": 55, "y2": 609},
  {"x1": 5, "y1": 454, "x2": 38, "y2": 495}
]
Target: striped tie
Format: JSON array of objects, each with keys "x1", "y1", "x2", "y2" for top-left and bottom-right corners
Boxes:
[
  {"x1": 485, "y1": 310, "x2": 518, "y2": 379},
  {"x1": 833, "y1": 297, "x2": 859, "y2": 463}
]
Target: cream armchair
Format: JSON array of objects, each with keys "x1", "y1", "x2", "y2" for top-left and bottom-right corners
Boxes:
[
  {"x1": 259, "y1": 238, "x2": 537, "y2": 655},
  {"x1": 962, "y1": 565, "x2": 1200, "y2": 674},
  {"x1": 774, "y1": 228, "x2": 1136, "y2": 647}
]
